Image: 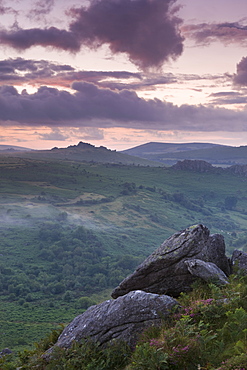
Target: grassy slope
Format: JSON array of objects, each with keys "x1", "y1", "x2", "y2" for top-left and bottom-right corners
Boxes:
[
  {"x1": 121, "y1": 141, "x2": 225, "y2": 156},
  {"x1": 159, "y1": 145, "x2": 247, "y2": 165},
  {"x1": 122, "y1": 142, "x2": 247, "y2": 166},
  {"x1": 1, "y1": 154, "x2": 247, "y2": 352},
  {"x1": 10, "y1": 275, "x2": 247, "y2": 370},
  {"x1": 7, "y1": 141, "x2": 160, "y2": 166}
]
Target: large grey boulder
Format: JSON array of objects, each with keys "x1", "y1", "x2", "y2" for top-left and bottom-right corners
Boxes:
[
  {"x1": 54, "y1": 291, "x2": 178, "y2": 349},
  {"x1": 112, "y1": 224, "x2": 231, "y2": 299}
]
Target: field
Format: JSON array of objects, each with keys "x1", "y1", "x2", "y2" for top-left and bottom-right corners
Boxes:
[{"x1": 1, "y1": 154, "x2": 247, "y2": 352}]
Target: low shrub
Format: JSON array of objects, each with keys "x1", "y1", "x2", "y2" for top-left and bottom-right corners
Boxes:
[{"x1": 3, "y1": 274, "x2": 247, "y2": 369}]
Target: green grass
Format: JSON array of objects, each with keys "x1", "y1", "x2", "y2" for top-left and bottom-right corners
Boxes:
[
  {"x1": 0, "y1": 300, "x2": 78, "y2": 352},
  {"x1": 1, "y1": 155, "x2": 247, "y2": 353},
  {"x1": 4, "y1": 275, "x2": 247, "y2": 369}
]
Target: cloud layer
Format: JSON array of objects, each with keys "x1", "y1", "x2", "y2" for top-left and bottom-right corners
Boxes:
[
  {"x1": 0, "y1": 57, "x2": 74, "y2": 84},
  {"x1": 209, "y1": 91, "x2": 247, "y2": 106},
  {"x1": 182, "y1": 21, "x2": 247, "y2": 46},
  {"x1": 0, "y1": 81, "x2": 246, "y2": 133},
  {"x1": 0, "y1": 57, "x2": 180, "y2": 92},
  {"x1": 0, "y1": 2, "x2": 246, "y2": 147},
  {"x1": 0, "y1": 0, "x2": 184, "y2": 69}
]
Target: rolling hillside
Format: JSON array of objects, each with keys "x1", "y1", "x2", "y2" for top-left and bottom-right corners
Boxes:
[
  {"x1": 121, "y1": 142, "x2": 247, "y2": 166},
  {"x1": 122, "y1": 141, "x2": 225, "y2": 156},
  {"x1": 0, "y1": 144, "x2": 32, "y2": 152},
  {"x1": 2, "y1": 145, "x2": 247, "y2": 353},
  {"x1": 7, "y1": 141, "x2": 161, "y2": 166}
]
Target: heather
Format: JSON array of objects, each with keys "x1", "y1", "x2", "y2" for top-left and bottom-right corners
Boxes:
[{"x1": 2, "y1": 273, "x2": 247, "y2": 369}]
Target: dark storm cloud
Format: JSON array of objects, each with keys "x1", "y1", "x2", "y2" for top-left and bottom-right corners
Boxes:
[
  {"x1": 182, "y1": 21, "x2": 247, "y2": 46},
  {"x1": 233, "y1": 57, "x2": 247, "y2": 86},
  {"x1": 0, "y1": 81, "x2": 246, "y2": 132},
  {"x1": 68, "y1": 0, "x2": 184, "y2": 69},
  {"x1": 0, "y1": 0, "x2": 184, "y2": 69}
]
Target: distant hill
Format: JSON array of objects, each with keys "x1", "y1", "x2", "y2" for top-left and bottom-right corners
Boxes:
[
  {"x1": 5, "y1": 141, "x2": 161, "y2": 166},
  {"x1": 0, "y1": 144, "x2": 32, "y2": 152},
  {"x1": 121, "y1": 142, "x2": 247, "y2": 166},
  {"x1": 160, "y1": 145, "x2": 247, "y2": 166},
  {"x1": 122, "y1": 142, "x2": 224, "y2": 156},
  {"x1": 5, "y1": 141, "x2": 247, "y2": 166}
]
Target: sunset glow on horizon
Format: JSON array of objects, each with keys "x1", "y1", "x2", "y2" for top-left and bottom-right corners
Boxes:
[{"x1": 0, "y1": 0, "x2": 247, "y2": 151}]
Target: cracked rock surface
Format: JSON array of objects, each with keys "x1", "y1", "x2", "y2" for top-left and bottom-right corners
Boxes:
[
  {"x1": 54, "y1": 290, "x2": 178, "y2": 348},
  {"x1": 112, "y1": 224, "x2": 231, "y2": 298}
]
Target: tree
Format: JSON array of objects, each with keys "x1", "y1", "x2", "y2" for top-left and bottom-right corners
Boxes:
[
  {"x1": 225, "y1": 196, "x2": 238, "y2": 210},
  {"x1": 76, "y1": 296, "x2": 96, "y2": 310}
]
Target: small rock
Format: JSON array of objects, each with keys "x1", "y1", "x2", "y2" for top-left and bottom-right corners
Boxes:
[
  {"x1": 0, "y1": 348, "x2": 12, "y2": 357},
  {"x1": 231, "y1": 250, "x2": 247, "y2": 274},
  {"x1": 184, "y1": 259, "x2": 229, "y2": 285}
]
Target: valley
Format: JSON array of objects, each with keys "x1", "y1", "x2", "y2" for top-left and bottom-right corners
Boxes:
[{"x1": 1, "y1": 145, "x2": 247, "y2": 354}]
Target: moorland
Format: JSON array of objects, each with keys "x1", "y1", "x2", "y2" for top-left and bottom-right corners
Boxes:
[
  {"x1": 122, "y1": 141, "x2": 247, "y2": 166},
  {"x1": 1, "y1": 142, "x2": 247, "y2": 362}
]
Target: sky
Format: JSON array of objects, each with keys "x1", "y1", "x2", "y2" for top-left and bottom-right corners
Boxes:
[{"x1": 0, "y1": 0, "x2": 247, "y2": 150}]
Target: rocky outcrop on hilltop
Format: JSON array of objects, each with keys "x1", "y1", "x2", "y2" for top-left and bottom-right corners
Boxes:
[
  {"x1": 53, "y1": 291, "x2": 178, "y2": 349},
  {"x1": 227, "y1": 164, "x2": 247, "y2": 177},
  {"x1": 173, "y1": 160, "x2": 247, "y2": 178},
  {"x1": 112, "y1": 224, "x2": 231, "y2": 299},
  {"x1": 172, "y1": 159, "x2": 214, "y2": 172}
]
